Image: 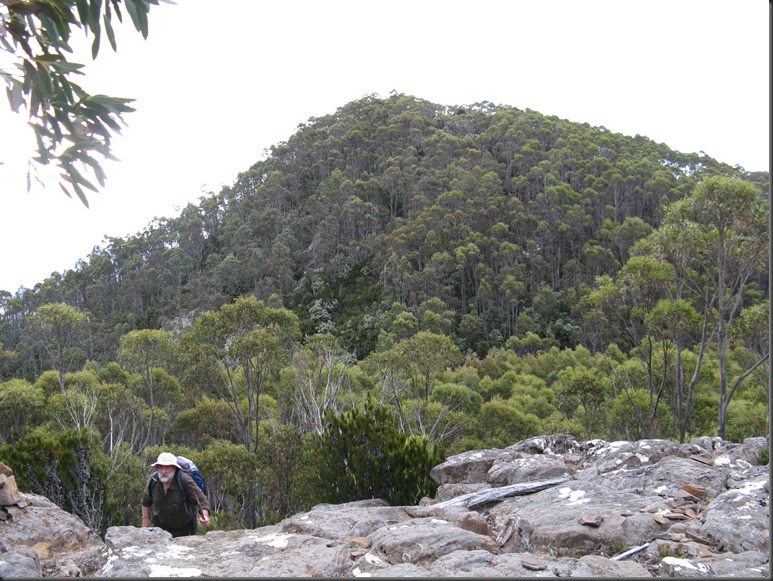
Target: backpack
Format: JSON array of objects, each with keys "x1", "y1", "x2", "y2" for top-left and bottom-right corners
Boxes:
[{"x1": 176, "y1": 455, "x2": 206, "y2": 494}]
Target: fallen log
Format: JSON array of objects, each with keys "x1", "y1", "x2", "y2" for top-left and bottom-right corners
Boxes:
[{"x1": 432, "y1": 477, "x2": 571, "y2": 510}]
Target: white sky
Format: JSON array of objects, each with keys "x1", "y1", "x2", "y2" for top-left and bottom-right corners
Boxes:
[{"x1": 0, "y1": 0, "x2": 769, "y2": 294}]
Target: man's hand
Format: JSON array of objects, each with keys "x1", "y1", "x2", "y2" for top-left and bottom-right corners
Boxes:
[
  {"x1": 141, "y1": 517, "x2": 152, "y2": 528},
  {"x1": 199, "y1": 509, "x2": 210, "y2": 526}
]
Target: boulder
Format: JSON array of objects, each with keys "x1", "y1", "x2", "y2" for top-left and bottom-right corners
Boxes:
[
  {"x1": 279, "y1": 498, "x2": 411, "y2": 540},
  {"x1": 0, "y1": 473, "x2": 23, "y2": 506},
  {"x1": 486, "y1": 480, "x2": 668, "y2": 557},
  {"x1": 433, "y1": 481, "x2": 491, "y2": 502},
  {"x1": 367, "y1": 516, "x2": 499, "y2": 565},
  {"x1": 599, "y1": 456, "x2": 727, "y2": 498},
  {"x1": 488, "y1": 454, "x2": 572, "y2": 485},
  {"x1": 699, "y1": 473, "x2": 769, "y2": 553},
  {"x1": 504, "y1": 433, "x2": 584, "y2": 456},
  {"x1": 0, "y1": 548, "x2": 41, "y2": 578},
  {"x1": 0, "y1": 493, "x2": 107, "y2": 577},
  {"x1": 577, "y1": 438, "x2": 685, "y2": 476},
  {"x1": 430, "y1": 447, "x2": 503, "y2": 484}
]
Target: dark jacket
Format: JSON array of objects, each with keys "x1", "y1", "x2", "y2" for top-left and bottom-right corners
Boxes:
[{"x1": 141, "y1": 470, "x2": 211, "y2": 530}]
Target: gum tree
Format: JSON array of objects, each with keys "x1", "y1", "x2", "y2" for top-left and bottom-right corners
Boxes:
[
  {"x1": 180, "y1": 296, "x2": 300, "y2": 454},
  {"x1": 636, "y1": 177, "x2": 769, "y2": 439}
]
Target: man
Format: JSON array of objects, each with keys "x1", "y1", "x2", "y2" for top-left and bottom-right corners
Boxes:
[{"x1": 141, "y1": 452, "x2": 211, "y2": 537}]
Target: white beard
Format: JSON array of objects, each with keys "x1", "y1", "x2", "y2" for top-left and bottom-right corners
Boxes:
[{"x1": 158, "y1": 472, "x2": 174, "y2": 483}]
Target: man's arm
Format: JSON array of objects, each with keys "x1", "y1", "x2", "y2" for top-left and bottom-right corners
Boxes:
[
  {"x1": 141, "y1": 478, "x2": 154, "y2": 527},
  {"x1": 141, "y1": 504, "x2": 152, "y2": 527},
  {"x1": 182, "y1": 473, "x2": 211, "y2": 526}
]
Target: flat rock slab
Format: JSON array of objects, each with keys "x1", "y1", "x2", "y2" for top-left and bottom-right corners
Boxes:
[
  {"x1": 486, "y1": 480, "x2": 669, "y2": 556},
  {"x1": 280, "y1": 499, "x2": 411, "y2": 540},
  {"x1": 368, "y1": 516, "x2": 499, "y2": 565}
]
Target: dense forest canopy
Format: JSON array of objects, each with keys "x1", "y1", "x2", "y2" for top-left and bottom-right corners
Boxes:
[{"x1": 0, "y1": 93, "x2": 768, "y2": 533}]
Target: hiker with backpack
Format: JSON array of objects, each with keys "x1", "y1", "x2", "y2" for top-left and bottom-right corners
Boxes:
[{"x1": 141, "y1": 452, "x2": 211, "y2": 537}]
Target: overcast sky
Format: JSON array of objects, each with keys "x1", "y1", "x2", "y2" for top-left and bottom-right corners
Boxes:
[{"x1": 0, "y1": 0, "x2": 769, "y2": 294}]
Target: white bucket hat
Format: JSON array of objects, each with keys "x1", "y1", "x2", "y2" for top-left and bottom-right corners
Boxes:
[{"x1": 151, "y1": 452, "x2": 181, "y2": 469}]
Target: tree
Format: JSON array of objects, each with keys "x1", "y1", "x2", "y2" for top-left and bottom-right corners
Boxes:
[
  {"x1": 180, "y1": 295, "x2": 300, "y2": 454},
  {"x1": 555, "y1": 365, "x2": 609, "y2": 439},
  {"x1": 117, "y1": 328, "x2": 172, "y2": 450},
  {"x1": 614, "y1": 256, "x2": 676, "y2": 439},
  {"x1": 376, "y1": 331, "x2": 463, "y2": 441},
  {"x1": 0, "y1": 342, "x2": 19, "y2": 379},
  {"x1": 638, "y1": 177, "x2": 769, "y2": 439},
  {"x1": 479, "y1": 397, "x2": 541, "y2": 447},
  {"x1": 1, "y1": 0, "x2": 161, "y2": 205},
  {"x1": 645, "y1": 298, "x2": 701, "y2": 442},
  {"x1": 285, "y1": 333, "x2": 354, "y2": 436},
  {"x1": 26, "y1": 303, "x2": 90, "y2": 388},
  {"x1": 385, "y1": 331, "x2": 462, "y2": 404},
  {"x1": 0, "y1": 378, "x2": 45, "y2": 443}
]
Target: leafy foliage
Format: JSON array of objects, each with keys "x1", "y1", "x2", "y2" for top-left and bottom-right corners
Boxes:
[
  {"x1": 313, "y1": 398, "x2": 440, "y2": 506},
  {"x1": 0, "y1": 426, "x2": 113, "y2": 533},
  {"x1": 1, "y1": 0, "x2": 161, "y2": 205}
]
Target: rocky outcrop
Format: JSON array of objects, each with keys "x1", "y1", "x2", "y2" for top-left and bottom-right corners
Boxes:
[
  {"x1": 0, "y1": 435, "x2": 768, "y2": 577},
  {"x1": 0, "y1": 463, "x2": 108, "y2": 577}
]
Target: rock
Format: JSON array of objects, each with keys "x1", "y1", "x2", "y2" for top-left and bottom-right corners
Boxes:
[
  {"x1": 280, "y1": 498, "x2": 411, "y2": 540},
  {"x1": 366, "y1": 561, "x2": 434, "y2": 576},
  {"x1": 430, "y1": 447, "x2": 503, "y2": 484},
  {"x1": 505, "y1": 434, "x2": 584, "y2": 456},
  {"x1": 580, "y1": 514, "x2": 604, "y2": 527},
  {"x1": 0, "y1": 474, "x2": 23, "y2": 506},
  {"x1": 658, "y1": 556, "x2": 713, "y2": 577},
  {"x1": 1, "y1": 493, "x2": 107, "y2": 577},
  {"x1": 699, "y1": 474, "x2": 769, "y2": 553},
  {"x1": 579, "y1": 439, "x2": 685, "y2": 476},
  {"x1": 404, "y1": 504, "x2": 492, "y2": 536},
  {"x1": 0, "y1": 435, "x2": 767, "y2": 578},
  {"x1": 486, "y1": 480, "x2": 668, "y2": 556},
  {"x1": 691, "y1": 550, "x2": 770, "y2": 577},
  {"x1": 494, "y1": 515, "x2": 534, "y2": 553},
  {"x1": 571, "y1": 554, "x2": 652, "y2": 577},
  {"x1": 432, "y1": 481, "x2": 491, "y2": 502},
  {"x1": 368, "y1": 516, "x2": 499, "y2": 565},
  {"x1": 520, "y1": 554, "x2": 548, "y2": 570},
  {"x1": 599, "y1": 456, "x2": 727, "y2": 498},
  {"x1": 680, "y1": 482, "x2": 707, "y2": 499},
  {"x1": 428, "y1": 548, "x2": 497, "y2": 575},
  {"x1": 490, "y1": 552, "x2": 578, "y2": 576},
  {"x1": 432, "y1": 477, "x2": 571, "y2": 509},
  {"x1": 0, "y1": 548, "x2": 41, "y2": 578},
  {"x1": 725, "y1": 436, "x2": 769, "y2": 465},
  {"x1": 488, "y1": 454, "x2": 572, "y2": 485}
]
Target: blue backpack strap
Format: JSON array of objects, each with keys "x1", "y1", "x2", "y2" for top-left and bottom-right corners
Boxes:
[{"x1": 176, "y1": 469, "x2": 191, "y2": 515}]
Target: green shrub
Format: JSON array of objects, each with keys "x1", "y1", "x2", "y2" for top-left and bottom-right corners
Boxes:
[
  {"x1": 0, "y1": 427, "x2": 113, "y2": 534},
  {"x1": 312, "y1": 398, "x2": 441, "y2": 506},
  {"x1": 724, "y1": 399, "x2": 769, "y2": 443}
]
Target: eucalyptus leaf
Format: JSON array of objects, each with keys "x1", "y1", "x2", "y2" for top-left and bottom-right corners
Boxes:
[
  {"x1": 6, "y1": 83, "x2": 24, "y2": 113},
  {"x1": 3, "y1": 0, "x2": 159, "y2": 205},
  {"x1": 91, "y1": 27, "x2": 101, "y2": 59},
  {"x1": 104, "y1": 12, "x2": 117, "y2": 52}
]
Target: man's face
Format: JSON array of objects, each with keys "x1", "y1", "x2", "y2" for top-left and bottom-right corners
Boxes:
[{"x1": 157, "y1": 464, "x2": 176, "y2": 483}]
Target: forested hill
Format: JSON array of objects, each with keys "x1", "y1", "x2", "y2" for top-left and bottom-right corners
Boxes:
[{"x1": 0, "y1": 93, "x2": 768, "y2": 373}]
